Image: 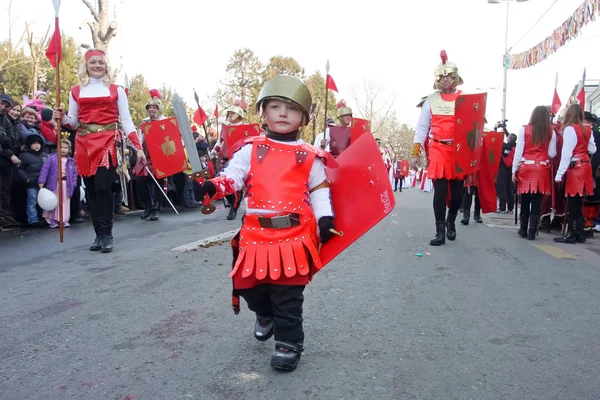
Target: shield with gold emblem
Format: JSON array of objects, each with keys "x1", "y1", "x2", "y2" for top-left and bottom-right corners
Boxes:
[
  {"x1": 476, "y1": 130, "x2": 504, "y2": 213},
  {"x1": 400, "y1": 159, "x2": 410, "y2": 177},
  {"x1": 452, "y1": 93, "x2": 487, "y2": 178},
  {"x1": 226, "y1": 123, "x2": 262, "y2": 159},
  {"x1": 141, "y1": 117, "x2": 188, "y2": 179},
  {"x1": 350, "y1": 118, "x2": 371, "y2": 143}
]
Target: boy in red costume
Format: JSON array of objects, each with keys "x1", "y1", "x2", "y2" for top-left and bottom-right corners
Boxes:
[{"x1": 197, "y1": 75, "x2": 336, "y2": 372}]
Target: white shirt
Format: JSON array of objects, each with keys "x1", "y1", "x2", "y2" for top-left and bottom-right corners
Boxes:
[
  {"x1": 62, "y1": 78, "x2": 136, "y2": 135},
  {"x1": 221, "y1": 138, "x2": 333, "y2": 220},
  {"x1": 555, "y1": 125, "x2": 597, "y2": 180},
  {"x1": 313, "y1": 128, "x2": 331, "y2": 152},
  {"x1": 511, "y1": 126, "x2": 558, "y2": 174},
  {"x1": 414, "y1": 100, "x2": 432, "y2": 145}
]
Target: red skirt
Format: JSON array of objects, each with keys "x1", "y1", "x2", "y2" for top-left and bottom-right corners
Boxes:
[
  {"x1": 565, "y1": 161, "x2": 594, "y2": 197},
  {"x1": 517, "y1": 162, "x2": 551, "y2": 194},
  {"x1": 74, "y1": 130, "x2": 117, "y2": 177},
  {"x1": 427, "y1": 140, "x2": 455, "y2": 180}
]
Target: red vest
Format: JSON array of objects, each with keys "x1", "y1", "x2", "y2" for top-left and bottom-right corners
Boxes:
[
  {"x1": 72, "y1": 84, "x2": 119, "y2": 125},
  {"x1": 522, "y1": 124, "x2": 551, "y2": 163},
  {"x1": 571, "y1": 124, "x2": 592, "y2": 161},
  {"x1": 502, "y1": 146, "x2": 515, "y2": 168}
]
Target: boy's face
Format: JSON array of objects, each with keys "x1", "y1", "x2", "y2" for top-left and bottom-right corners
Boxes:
[
  {"x1": 30, "y1": 142, "x2": 41, "y2": 151},
  {"x1": 147, "y1": 105, "x2": 160, "y2": 119},
  {"x1": 262, "y1": 99, "x2": 304, "y2": 134},
  {"x1": 22, "y1": 113, "x2": 36, "y2": 125},
  {"x1": 339, "y1": 114, "x2": 352, "y2": 127},
  {"x1": 227, "y1": 112, "x2": 242, "y2": 124},
  {"x1": 200, "y1": 155, "x2": 207, "y2": 162}
]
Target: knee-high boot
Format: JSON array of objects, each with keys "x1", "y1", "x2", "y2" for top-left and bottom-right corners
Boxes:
[
  {"x1": 87, "y1": 197, "x2": 102, "y2": 251},
  {"x1": 97, "y1": 194, "x2": 114, "y2": 253}
]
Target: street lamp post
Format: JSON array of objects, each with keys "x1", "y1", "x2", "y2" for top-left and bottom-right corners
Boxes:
[{"x1": 488, "y1": 0, "x2": 529, "y2": 124}]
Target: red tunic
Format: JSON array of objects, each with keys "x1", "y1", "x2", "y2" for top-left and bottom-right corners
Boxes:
[
  {"x1": 228, "y1": 137, "x2": 325, "y2": 290},
  {"x1": 517, "y1": 125, "x2": 551, "y2": 194},
  {"x1": 427, "y1": 91, "x2": 462, "y2": 180},
  {"x1": 565, "y1": 124, "x2": 594, "y2": 197}
]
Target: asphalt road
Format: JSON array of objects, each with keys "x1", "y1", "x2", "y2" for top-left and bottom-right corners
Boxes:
[{"x1": 1, "y1": 189, "x2": 600, "y2": 400}]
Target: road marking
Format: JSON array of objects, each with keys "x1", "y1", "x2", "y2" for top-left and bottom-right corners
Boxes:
[
  {"x1": 171, "y1": 229, "x2": 238, "y2": 252},
  {"x1": 534, "y1": 244, "x2": 577, "y2": 260}
]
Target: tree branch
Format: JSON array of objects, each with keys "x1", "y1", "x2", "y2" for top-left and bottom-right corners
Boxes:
[{"x1": 81, "y1": 0, "x2": 100, "y2": 23}]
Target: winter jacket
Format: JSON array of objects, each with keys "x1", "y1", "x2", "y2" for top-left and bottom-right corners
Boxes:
[
  {"x1": 39, "y1": 121, "x2": 56, "y2": 145},
  {"x1": 16, "y1": 122, "x2": 42, "y2": 147},
  {"x1": 16, "y1": 149, "x2": 48, "y2": 187},
  {"x1": 38, "y1": 153, "x2": 77, "y2": 196},
  {"x1": 0, "y1": 113, "x2": 17, "y2": 168}
]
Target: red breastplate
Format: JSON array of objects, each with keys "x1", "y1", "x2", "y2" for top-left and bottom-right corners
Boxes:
[
  {"x1": 572, "y1": 124, "x2": 591, "y2": 160},
  {"x1": 72, "y1": 84, "x2": 119, "y2": 125},
  {"x1": 430, "y1": 92, "x2": 461, "y2": 141},
  {"x1": 522, "y1": 125, "x2": 550, "y2": 162},
  {"x1": 245, "y1": 137, "x2": 316, "y2": 216}
]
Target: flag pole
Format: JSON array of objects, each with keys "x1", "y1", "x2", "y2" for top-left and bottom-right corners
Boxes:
[{"x1": 323, "y1": 60, "x2": 330, "y2": 141}]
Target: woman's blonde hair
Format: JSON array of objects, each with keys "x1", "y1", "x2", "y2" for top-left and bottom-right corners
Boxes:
[{"x1": 78, "y1": 50, "x2": 112, "y2": 87}]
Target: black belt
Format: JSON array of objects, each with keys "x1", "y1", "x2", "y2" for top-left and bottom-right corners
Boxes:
[
  {"x1": 432, "y1": 138, "x2": 453, "y2": 146},
  {"x1": 258, "y1": 213, "x2": 300, "y2": 229}
]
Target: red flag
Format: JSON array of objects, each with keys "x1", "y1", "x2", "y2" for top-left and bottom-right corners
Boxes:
[
  {"x1": 213, "y1": 105, "x2": 219, "y2": 118},
  {"x1": 326, "y1": 74, "x2": 338, "y2": 92},
  {"x1": 577, "y1": 87, "x2": 585, "y2": 109},
  {"x1": 551, "y1": 89, "x2": 562, "y2": 115},
  {"x1": 193, "y1": 106, "x2": 208, "y2": 126},
  {"x1": 45, "y1": 17, "x2": 62, "y2": 68}
]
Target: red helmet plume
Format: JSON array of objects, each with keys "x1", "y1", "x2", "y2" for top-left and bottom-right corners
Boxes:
[
  {"x1": 149, "y1": 89, "x2": 162, "y2": 99},
  {"x1": 232, "y1": 99, "x2": 247, "y2": 111},
  {"x1": 440, "y1": 50, "x2": 448, "y2": 65},
  {"x1": 337, "y1": 99, "x2": 347, "y2": 109}
]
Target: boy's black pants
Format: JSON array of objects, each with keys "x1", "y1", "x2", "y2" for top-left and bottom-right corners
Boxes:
[{"x1": 239, "y1": 284, "x2": 305, "y2": 344}]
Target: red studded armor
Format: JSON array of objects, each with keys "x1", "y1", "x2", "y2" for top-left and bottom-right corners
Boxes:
[{"x1": 565, "y1": 124, "x2": 594, "y2": 197}]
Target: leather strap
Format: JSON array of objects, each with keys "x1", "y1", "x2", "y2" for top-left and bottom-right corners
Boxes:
[{"x1": 258, "y1": 213, "x2": 300, "y2": 229}]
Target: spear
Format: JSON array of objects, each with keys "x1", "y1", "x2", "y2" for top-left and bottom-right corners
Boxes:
[
  {"x1": 193, "y1": 88, "x2": 213, "y2": 152},
  {"x1": 323, "y1": 60, "x2": 330, "y2": 142}
]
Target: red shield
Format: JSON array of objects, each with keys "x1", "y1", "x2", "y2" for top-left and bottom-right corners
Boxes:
[
  {"x1": 141, "y1": 117, "x2": 188, "y2": 178},
  {"x1": 328, "y1": 126, "x2": 351, "y2": 157},
  {"x1": 226, "y1": 123, "x2": 262, "y2": 159},
  {"x1": 320, "y1": 133, "x2": 395, "y2": 266},
  {"x1": 400, "y1": 159, "x2": 410, "y2": 177},
  {"x1": 351, "y1": 118, "x2": 371, "y2": 143},
  {"x1": 453, "y1": 93, "x2": 487, "y2": 178},
  {"x1": 476, "y1": 130, "x2": 504, "y2": 213}
]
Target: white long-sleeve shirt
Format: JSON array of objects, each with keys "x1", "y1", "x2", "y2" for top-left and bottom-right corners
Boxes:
[
  {"x1": 414, "y1": 100, "x2": 432, "y2": 145},
  {"x1": 221, "y1": 138, "x2": 333, "y2": 221},
  {"x1": 555, "y1": 125, "x2": 597, "y2": 180},
  {"x1": 512, "y1": 126, "x2": 557, "y2": 174},
  {"x1": 62, "y1": 78, "x2": 136, "y2": 135},
  {"x1": 313, "y1": 128, "x2": 331, "y2": 152}
]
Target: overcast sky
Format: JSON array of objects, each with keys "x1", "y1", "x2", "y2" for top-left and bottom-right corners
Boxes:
[{"x1": 2, "y1": 0, "x2": 599, "y2": 131}]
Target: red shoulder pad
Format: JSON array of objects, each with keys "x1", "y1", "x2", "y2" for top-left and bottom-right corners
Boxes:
[{"x1": 230, "y1": 135, "x2": 266, "y2": 157}]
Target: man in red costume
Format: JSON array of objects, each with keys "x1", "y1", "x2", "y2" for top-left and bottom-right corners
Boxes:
[
  {"x1": 412, "y1": 51, "x2": 465, "y2": 246},
  {"x1": 54, "y1": 49, "x2": 145, "y2": 253}
]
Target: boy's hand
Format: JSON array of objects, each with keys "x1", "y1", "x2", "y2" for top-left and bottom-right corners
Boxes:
[{"x1": 318, "y1": 216, "x2": 336, "y2": 244}]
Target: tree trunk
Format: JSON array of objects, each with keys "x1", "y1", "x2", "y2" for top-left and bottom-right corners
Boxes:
[{"x1": 82, "y1": 0, "x2": 117, "y2": 52}]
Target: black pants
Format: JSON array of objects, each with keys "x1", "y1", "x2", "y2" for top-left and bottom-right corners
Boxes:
[
  {"x1": 394, "y1": 178, "x2": 403, "y2": 191},
  {"x1": 139, "y1": 175, "x2": 164, "y2": 212},
  {"x1": 239, "y1": 284, "x2": 305, "y2": 344},
  {"x1": 69, "y1": 175, "x2": 82, "y2": 221},
  {"x1": 462, "y1": 187, "x2": 481, "y2": 215},
  {"x1": 568, "y1": 195, "x2": 583, "y2": 219},
  {"x1": 0, "y1": 165, "x2": 14, "y2": 218},
  {"x1": 433, "y1": 179, "x2": 463, "y2": 222},
  {"x1": 496, "y1": 163, "x2": 514, "y2": 211},
  {"x1": 520, "y1": 193, "x2": 542, "y2": 219}
]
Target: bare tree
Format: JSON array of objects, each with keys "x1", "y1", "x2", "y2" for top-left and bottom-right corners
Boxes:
[
  {"x1": 0, "y1": 0, "x2": 27, "y2": 71},
  {"x1": 81, "y1": 0, "x2": 117, "y2": 52},
  {"x1": 25, "y1": 23, "x2": 50, "y2": 95},
  {"x1": 351, "y1": 79, "x2": 395, "y2": 134}
]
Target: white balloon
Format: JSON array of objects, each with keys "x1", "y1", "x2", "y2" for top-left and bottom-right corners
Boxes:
[{"x1": 38, "y1": 188, "x2": 58, "y2": 211}]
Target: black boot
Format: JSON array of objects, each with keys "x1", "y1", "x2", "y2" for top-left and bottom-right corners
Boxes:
[
  {"x1": 271, "y1": 341, "x2": 303, "y2": 372},
  {"x1": 227, "y1": 207, "x2": 237, "y2": 220},
  {"x1": 446, "y1": 213, "x2": 457, "y2": 241},
  {"x1": 140, "y1": 207, "x2": 151, "y2": 220},
  {"x1": 88, "y1": 197, "x2": 103, "y2": 251},
  {"x1": 254, "y1": 316, "x2": 274, "y2": 342},
  {"x1": 473, "y1": 211, "x2": 483, "y2": 223},
  {"x1": 576, "y1": 217, "x2": 586, "y2": 243},
  {"x1": 97, "y1": 194, "x2": 114, "y2": 253},
  {"x1": 518, "y1": 212, "x2": 529, "y2": 238},
  {"x1": 527, "y1": 214, "x2": 540, "y2": 240},
  {"x1": 430, "y1": 222, "x2": 446, "y2": 246},
  {"x1": 149, "y1": 210, "x2": 160, "y2": 221},
  {"x1": 539, "y1": 215, "x2": 551, "y2": 233},
  {"x1": 460, "y1": 211, "x2": 470, "y2": 225},
  {"x1": 554, "y1": 218, "x2": 577, "y2": 243}
]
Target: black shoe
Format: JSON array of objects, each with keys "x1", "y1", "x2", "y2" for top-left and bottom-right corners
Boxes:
[
  {"x1": 90, "y1": 236, "x2": 103, "y2": 251},
  {"x1": 271, "y1": 341, "x2": 303, "y2": 372},
  {"x1": 227, "y1": 208, "x2": 237, "y2": 220},
  {"x1": 430, "y1": 221, "x2": 446, "y2": 246},
  {"x1": 149, "y1": 210, "x2": 160, "y2": 221},
  {"x1": 254, "y1": 316, "x2": 274, "y2": 342},
  {"x1": 446, "y1": 213, "x2": 457, "y2": 241},
  {"x1": 101, "y1": 235, "x2": 113, "y2": 253},
  {"x1": 527, "y1": 215, "x2": 540, "y2": 240},
  {"x1": 0, "y1": 216, "x2": 10, "y2": 227},
  {"x1": 554, "y1": 218, "x2": 577, "y2": 243},
  {"x1": 3, "y1": 215, "x2": 19, "y2": 226},
  {"x1": 71, "y1": 217, "x2": 86, "y2": 224},
  {"x1": 473, "y1": 213, "x2": 483, "y2": 223},
  {"x1": 460, "y1": 212, "x2": 470, "y2": 225},
  {"x1": 141, "y1": 208, "x2": 151, "y2": 220}
]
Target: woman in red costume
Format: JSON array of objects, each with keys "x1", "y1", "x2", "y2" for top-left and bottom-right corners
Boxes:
[
  {"x1": 512, "y1": 106, "x2": 557, "y2": 240},
  {"x1": 554, "y1": 103, "x2": 596, "y2": 243},
  {"x1": 53, "y1": 49, "x2": 145, "y2": 252}
]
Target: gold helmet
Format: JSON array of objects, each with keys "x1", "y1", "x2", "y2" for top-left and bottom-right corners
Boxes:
[
  {"x1": 256, "y1": 75, "x2": 312, "y2": 124},
  {"x1": 145, "y1": 89, "x2": 163, "y2": 115},
  {"x1": 226, "y1": 99, "x2": 247, "y2": 119},
  {"x1": 336, "y1": 99, "x2": 352, "y2": 119},
  {"x1": 433, "y1": 50, "x2": 464, "y2": 90}
]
